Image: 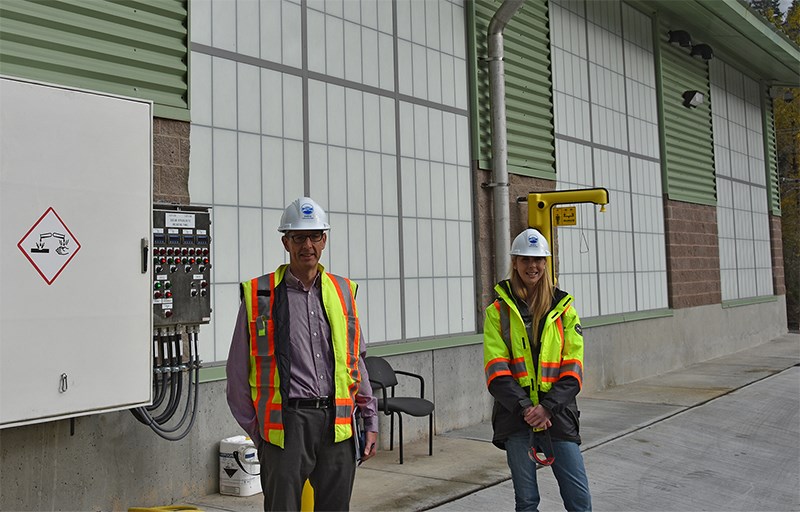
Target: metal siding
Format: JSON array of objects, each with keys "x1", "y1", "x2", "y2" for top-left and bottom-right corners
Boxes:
[
  {"x1": 659, "y1": 19, "x2": 716, "y2": 205},
  {"x1": 0, "y1": 0, "x2": 188, "y2": 121},
  {"x1": 471, "y1": 0, "x2": 555, "y2": 178},
  {"x1": 764, "y1": 92, "x2": 780, "y2": 215}
]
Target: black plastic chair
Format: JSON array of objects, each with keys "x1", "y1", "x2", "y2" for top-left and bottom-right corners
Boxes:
[{"x1": 364, "y1": 356, "x2": 434, "y2": 464}]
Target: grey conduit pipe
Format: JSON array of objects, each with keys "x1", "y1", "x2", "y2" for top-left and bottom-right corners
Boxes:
[{"x1": 488, "y1": 0, "x2": 525, "y2": 283}]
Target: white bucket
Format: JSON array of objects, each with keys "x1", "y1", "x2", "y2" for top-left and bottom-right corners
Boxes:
[{"x1": 219, "y1": 435, "x2": 261, "y2": 497}]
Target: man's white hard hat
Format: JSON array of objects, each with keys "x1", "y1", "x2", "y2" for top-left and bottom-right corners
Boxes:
[
  {"x1": 278, "y1": 197, "x2": 331, "y2": 232},
  {"x1": 510, "y1": 228, "x2": 551, "y2": 257}
]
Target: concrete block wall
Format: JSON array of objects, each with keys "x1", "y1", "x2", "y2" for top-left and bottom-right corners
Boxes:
[
  {"x1": 664, "y1": 199, "x2": 722, "y2": 308},
  {"x1": 0, "y1": 379, "x2": 241, "y2": 511},
  {"x1": 153, "y1": 118, "x2": 190, "y2": 205},
  {"x1": 770, "y1": 215, "x2": 786, "y2": 296},
  {"x1": 0, "y1": 297, "x2": 787, "y2": 510},
  {"x1": 370, "y1": 344, "x2": 494, "y2": 454},
  {"x1": 582, "y1": 296, "x2": 788, "y2": 391}
]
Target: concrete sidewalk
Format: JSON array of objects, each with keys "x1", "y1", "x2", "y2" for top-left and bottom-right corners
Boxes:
[{"x1": 191, "y1": 332, "x2": 799, "y2": 512}]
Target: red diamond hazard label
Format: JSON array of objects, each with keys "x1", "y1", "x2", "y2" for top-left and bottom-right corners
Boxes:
[{"x1": 17, "y1": 207, "x2": 81, "y2": 285}]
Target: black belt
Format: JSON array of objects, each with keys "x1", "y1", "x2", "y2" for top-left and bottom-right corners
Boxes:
[{"x1": 286, "y1": 396, "x2": 332, "y2": 409}]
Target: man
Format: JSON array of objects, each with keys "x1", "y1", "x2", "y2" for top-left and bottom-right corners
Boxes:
[{"x1": 226, "y1": 196, "x2": 378, "y2": 511}]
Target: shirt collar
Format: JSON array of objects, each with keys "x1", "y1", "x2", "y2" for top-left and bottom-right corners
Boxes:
[{"x1": 285, "y1": 267, "x2": 321, "y2": 292}]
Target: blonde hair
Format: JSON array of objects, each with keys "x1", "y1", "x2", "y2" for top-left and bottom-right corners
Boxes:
[{"x1": 510, "y1": 256, "x2": 554, "y2": 344}]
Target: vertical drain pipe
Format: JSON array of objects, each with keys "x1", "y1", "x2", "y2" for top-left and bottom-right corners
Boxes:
[{"x1": 488, "y1": 0, "x2": 525, "y2": 283}]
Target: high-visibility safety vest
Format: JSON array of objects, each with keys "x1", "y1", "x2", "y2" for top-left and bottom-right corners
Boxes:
[
  {"x1": 241, "y1": 264, "x2": 361, "y2": 448},
  {"x1": 483, "y1": 281, "x2": 584, "y2": 405}
]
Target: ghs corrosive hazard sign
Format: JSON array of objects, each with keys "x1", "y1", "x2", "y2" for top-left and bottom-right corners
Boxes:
[{"x1": 17, "y1": 207, "x2": 81, "y2": 285}]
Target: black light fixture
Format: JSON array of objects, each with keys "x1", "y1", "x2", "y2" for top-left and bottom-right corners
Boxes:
[
  {"x1": 690, "y1": 43, "x2": 714, "y2": 60},
  {"x1": 668, "y1": 30, "x2": 692, "y2": 47},
  {"x1": 682, "y1": 90, "x2": 705, "y2": 108}
]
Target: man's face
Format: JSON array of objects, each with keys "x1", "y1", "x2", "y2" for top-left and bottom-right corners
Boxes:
[{"x1": 282, "y1": 230, "x2": 327, "y2": 272}]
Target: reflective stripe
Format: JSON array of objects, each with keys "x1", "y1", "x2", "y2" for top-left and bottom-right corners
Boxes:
[
  {"x1": 498, "y1": 302, "x2": 511, "y2": 353},
  {"x1": 335, "y1": 398, "x2": 354, "y2": 425},
  {"x1": 485, "y1": 357, "x2": 512, "y2": 384},
  {"x1": 559, "y1": 359, "x2": 583, "y2": 385},
  {"x1": 510, "y1": 357, "x2": 528, "y2": 379},
  {"x1": 541, "y1": 361, "x2": 560, "y2": 382}
]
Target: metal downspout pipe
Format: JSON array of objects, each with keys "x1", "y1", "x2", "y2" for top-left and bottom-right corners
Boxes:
[{"x1": 488, "y1": 0, "x2": 525, "y2": 283}]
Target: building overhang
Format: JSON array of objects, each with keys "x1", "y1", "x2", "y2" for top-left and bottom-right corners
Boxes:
[{"x1": 629, "y1": 0, "x2": 800, "y2": 86}]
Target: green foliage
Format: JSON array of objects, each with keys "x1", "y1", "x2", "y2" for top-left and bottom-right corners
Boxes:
[{"x1": 750, "y1": 0, "x2": 784, "y2": 23}]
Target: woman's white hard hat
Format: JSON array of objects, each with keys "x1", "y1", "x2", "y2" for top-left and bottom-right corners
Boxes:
[
  {"x1": 510, "y1": 228, "x2": 551, "y2": 257},
  {"x1": 278, "y1": 197, "x2": 331, "y2": 232}
]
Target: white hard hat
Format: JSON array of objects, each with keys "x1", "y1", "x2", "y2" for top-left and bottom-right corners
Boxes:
[
  {"x1": 510, "y1": 228, "x2": 551, "y2": 257},
  {"x1": 278, "y1": 197, "x2": 331, "y2": 232}
]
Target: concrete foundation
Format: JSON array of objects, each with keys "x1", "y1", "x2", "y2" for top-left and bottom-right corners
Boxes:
[{"x1": 0, "y1": 298, "x2": 788, "y2": 510}]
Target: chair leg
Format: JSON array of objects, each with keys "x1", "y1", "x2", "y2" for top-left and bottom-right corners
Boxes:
[
  {"x1": 398, "y1": 414, "x2": 404, "y2": 464},
  {"x1": 428, "y1": 413, "x2": 433, "y2": 456},
  {"x1": 389, "y1": 412, "x2": 395, "y2": 451}
]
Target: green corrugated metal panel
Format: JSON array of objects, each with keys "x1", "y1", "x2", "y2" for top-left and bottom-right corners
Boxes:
[
  {"x1": 0, "y1": 0, "x2": 188, "y2": 121},
  {"x1": 658, "y1": 19, "x2": 716, "y2": 205},
  {"x1": 470, "y1": 0, "x2": 555, "y2": 178},
  {"x1": 763, "y1": 91, "x2": 780, "y2": 215}
]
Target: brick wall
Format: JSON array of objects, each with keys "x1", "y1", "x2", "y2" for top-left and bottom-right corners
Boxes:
[
  {"x1": 474, "y1": 169, "x2": 555, "y2": 325},
  {"x1": 664, "y1": 199, "x2": 721, "y2": 308},
  {"x1": 153, "y1": 118, "x2": 190, "y2": 205},
  {"x1": 770, "y1": 215, "x2": 786, "y2": 296}
]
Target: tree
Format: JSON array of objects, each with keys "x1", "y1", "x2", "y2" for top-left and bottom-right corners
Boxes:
[
  {"x1": 765, "y1": 0, "x2": 800, "y2": 330},
  {"x1": 750, "y1": 0, "x2": 784, "y2": 22}
]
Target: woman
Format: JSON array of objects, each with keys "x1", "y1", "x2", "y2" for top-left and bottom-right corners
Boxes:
[{"x1": 483, "y1": 228, "x2": 591, "y2": 511}]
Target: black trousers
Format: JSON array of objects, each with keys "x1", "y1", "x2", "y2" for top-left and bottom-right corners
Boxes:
[{"x1": 259, "y1": 407, "x2": 356, "y2": 511}]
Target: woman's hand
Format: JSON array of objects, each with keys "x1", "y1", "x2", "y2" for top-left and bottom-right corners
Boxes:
[{"x1": 522, "y1": 404, "x2": 552, "y2": 429}]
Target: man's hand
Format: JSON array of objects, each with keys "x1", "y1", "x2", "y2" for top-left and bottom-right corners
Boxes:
[
  {"x1": 522, "y1": 405, "x2": 552, "y2": 429},
  {"x1": 360, "y1": 431, "x2": 378, "y2": 462}
]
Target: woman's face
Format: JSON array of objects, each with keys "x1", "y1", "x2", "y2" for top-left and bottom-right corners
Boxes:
[{"x1": 514, "y1": 256, "x2": 547, "y2": 291}]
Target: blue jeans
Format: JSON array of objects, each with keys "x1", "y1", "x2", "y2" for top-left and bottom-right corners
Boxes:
[{"x1": 505, "y1": 431, "x2": 592, "y2": 512}]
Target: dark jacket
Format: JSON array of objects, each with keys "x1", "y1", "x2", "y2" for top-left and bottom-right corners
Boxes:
[{"x1": 486, "y1": 287, "x2": 583, "y2": 449}]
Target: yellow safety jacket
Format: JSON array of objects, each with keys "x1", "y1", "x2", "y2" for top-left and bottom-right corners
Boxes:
[
  {"x1": 241, "y1": 264, "x2": 361, "y2": 448},
  {"x1": 483, "y1": 281, "x2": 584, "y2": 406}
]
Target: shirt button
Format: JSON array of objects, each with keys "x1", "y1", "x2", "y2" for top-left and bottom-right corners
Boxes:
[
  {"x1": 319, "y1": 375, "x2": 325, "y2": 380},
  {"x1": 313, "y1": 332, "x2": 318, "y2": 336},
  {"x1": 311, "y1": 311, "x2": 315, "y2": 316},
  {"x1": 316, "y1": 353, "x2": 321, "y2": 358}
]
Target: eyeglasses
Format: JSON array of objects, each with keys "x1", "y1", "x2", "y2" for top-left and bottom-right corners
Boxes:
[{"x1": 287, "y1": 232, "x2": 324, "y2": 244}]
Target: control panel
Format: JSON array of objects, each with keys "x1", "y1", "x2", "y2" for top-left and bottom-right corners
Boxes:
[{"x1": 152, "y1": 206, "x2": 212, "y2": 327}]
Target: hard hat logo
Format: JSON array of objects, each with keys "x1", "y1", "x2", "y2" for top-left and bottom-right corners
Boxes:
[
  {"x1": 301, "y1": 203, "x2": 314, "y2": 217},
  {"x1": 528, "y1": 234, "x2": 539, "y2": 246}
]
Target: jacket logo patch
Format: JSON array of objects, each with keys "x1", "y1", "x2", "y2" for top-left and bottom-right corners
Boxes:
[{"x1": 575, "y1": 324, "x2": 582, "y2": 335}]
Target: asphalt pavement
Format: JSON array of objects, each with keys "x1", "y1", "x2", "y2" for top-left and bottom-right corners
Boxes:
[{"x1": 191, "y1": 332, "x2": 799, "y2": 512}]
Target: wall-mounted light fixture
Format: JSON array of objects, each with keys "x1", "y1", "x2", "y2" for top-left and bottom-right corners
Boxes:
[
  {"x1": 682, "y1": 90, "x2": 705, "y2": 108},
  {"x1": 690, "y1": 43, "x2": 714, "y2": 60},
  {"x1": 668, "y1": 30, "x2": 692, "y2": 47}
]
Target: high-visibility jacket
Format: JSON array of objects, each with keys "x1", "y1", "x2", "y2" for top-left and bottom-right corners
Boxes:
[
  {"x1": 241, "y1": 264, "x2": 361, "y2": 448},
  {"x1": 483, "y1": 281, "x2": 584, "y2": 445}
]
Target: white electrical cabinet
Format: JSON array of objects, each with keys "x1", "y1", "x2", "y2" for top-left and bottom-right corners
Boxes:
[{"x1": 0, "y1": 77, "x2": 153, "y2": 428}]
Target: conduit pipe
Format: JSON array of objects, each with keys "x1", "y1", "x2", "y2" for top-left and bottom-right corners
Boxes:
[{"x1": 488, "y1": 0, "x2": 525, "y2": 282}]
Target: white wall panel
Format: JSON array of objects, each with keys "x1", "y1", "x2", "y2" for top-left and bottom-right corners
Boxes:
[
  {"x1": 191, "y1": 0, "x2": 474, "y2": 359},
  {"x1": 238, "y1": 133, "x2": 261, "y2": 207}
]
